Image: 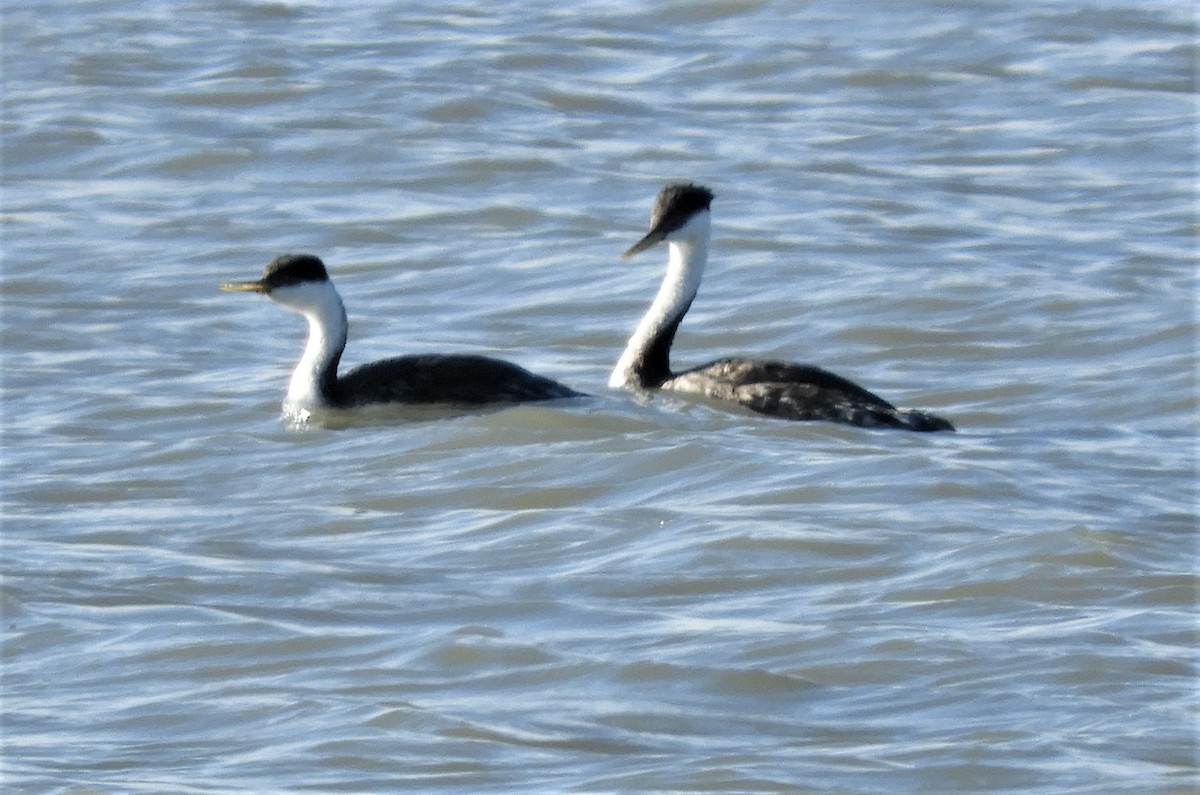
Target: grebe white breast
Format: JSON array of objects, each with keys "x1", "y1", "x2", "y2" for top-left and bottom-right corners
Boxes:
[
  {"x1": 609, "y1": 184, "x2": 954, "y2": 432},
  {"x1": 222, "y1": 254, "x2": 582, "y2": 419}
]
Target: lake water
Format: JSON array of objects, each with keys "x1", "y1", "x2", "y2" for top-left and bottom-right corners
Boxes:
[{"x1": 3, "y1": 1, "x2": 1196, "y2": 792}]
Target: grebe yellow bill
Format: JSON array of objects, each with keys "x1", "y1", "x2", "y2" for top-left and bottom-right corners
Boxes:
[
  {"x1": 609, "y1": 184, "x2": 954, "y2": 432},
  {"x1": 221, "y1": 254, "x2": 583, "y2": 421}
]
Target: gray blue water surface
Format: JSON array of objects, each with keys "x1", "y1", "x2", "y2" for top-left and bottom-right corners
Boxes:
[{"x1": 3, "y1": 1, "x2": 1196, "y2": 792}]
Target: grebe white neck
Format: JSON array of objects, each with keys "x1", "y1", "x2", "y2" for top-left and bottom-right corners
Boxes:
[
  {"x1": 610, "y1": 211, "x2": 711, "y2": 388},
  {"x1": 269, "y1": 280, "x2": 348, "y2": 413}
]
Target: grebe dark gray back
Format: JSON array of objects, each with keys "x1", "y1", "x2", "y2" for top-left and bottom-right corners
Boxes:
[
  {"x1": 222, "y1": 254, "x2": 582, "y2": 420},
  {"x1": 610, "y1": 184, "x2": 954, "y2": 432}
]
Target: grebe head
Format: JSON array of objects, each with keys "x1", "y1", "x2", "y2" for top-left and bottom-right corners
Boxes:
[
  {"x1": 220, "y1": 253, "x2": 335, "y2": 310},
  {"x1": 622, "y1": 183, "x2": 715, "y2": 259}
]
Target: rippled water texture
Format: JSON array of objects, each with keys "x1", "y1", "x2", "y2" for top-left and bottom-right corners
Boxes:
[{"x1": 3, "y1": 1, "x2": 1196, "y2": 792}]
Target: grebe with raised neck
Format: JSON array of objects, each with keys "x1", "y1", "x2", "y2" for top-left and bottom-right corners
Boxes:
[
  {"x1": 222, "y1": 254, "x2": 582, "y2": 421},
  {"x1": 610, "y1": 184, "x2": 953, "y2": 432}
]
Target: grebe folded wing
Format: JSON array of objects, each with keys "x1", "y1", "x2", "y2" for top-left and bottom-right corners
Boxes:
[
  {"x1": 334, "y1": 354, "x2": 581, "y2": 406},
  {"x1": 669, "y1": 359, "x2": 893, "y2": 405},
  {"x1": 666, "y1": 358, "x2": 952, "y2": 431}
]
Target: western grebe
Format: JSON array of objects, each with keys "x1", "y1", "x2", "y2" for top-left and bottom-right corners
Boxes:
[
  {"x1": 222, "y1": 254, "x2": 582, "y2": 419},
  {"x1": 609, "y1": 184, "x2": 954, "y2": 432}
]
